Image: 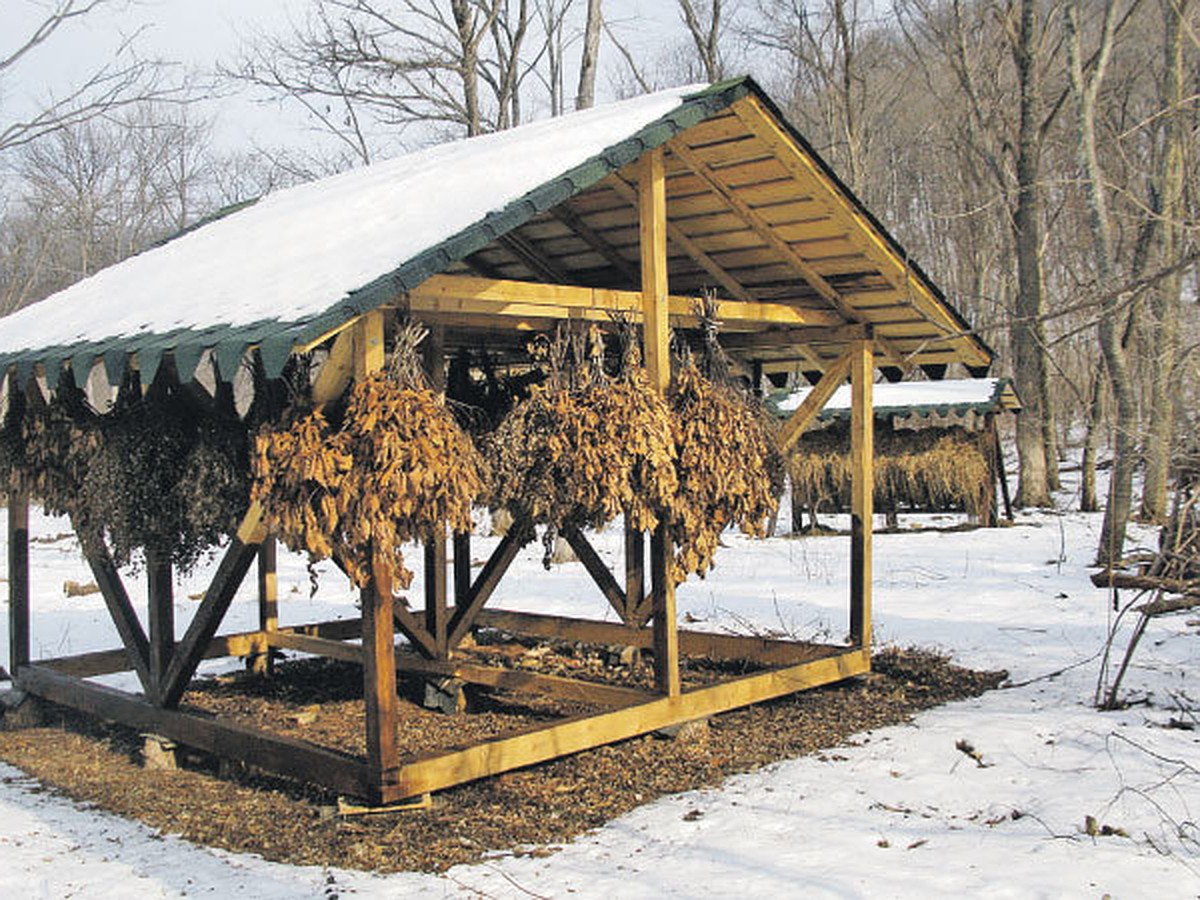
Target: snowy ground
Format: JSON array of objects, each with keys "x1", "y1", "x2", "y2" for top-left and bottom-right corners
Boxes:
[{"x1": 0, "y1": 492, "x2": 1197, "y2": 898}]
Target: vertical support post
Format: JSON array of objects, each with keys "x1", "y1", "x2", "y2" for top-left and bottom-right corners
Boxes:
[
  {"x1": 354, "y1": 309, "x2": 398, "y2": 799},
  {"x1": 624, "y1": 524, "x2": 644, "y2": 626},
  {"x1": 362, "y1": 561, "x2": 400, "y2": 796},
  {"x1": 453, "y1": 532, "x2": 471, "y2": 611},
  {"x1": 8, "y1": 491, "x2": 29, "y2": 679},
  {"x1": 751, "y1": 360, "x2": 764, "y2": 399},
  {"x1": 254, "y1": 538, "x2": 278, "y2": 675},
  {"x1": 422, "y1": 323, "x2": 449, "y2": 658},
  {"x1": 425, "y1": 526, "x2": 448, "y2": 658},
  {"x1": 640, "y1": 147, "x2": 679, "y2": 698},
  {"x1": 146, "y1": 550, "x2": 174, "y2": 704},
  {"x1": 849, "y1": 337, "x2": 874, "y2": 649}
]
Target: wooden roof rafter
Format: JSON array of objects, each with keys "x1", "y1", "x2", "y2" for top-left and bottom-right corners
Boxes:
[{"x1": 665, "y1": 136, "x2": 915, "y2": 373}]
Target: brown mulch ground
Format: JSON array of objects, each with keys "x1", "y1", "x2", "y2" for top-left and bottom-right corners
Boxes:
[{"x1": 0, "y1": 644, "x2": 1005, "y2": 874}]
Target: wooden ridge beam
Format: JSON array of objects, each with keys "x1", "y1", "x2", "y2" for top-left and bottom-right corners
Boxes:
[
  {"x1": 666, "y1": 138, "x2": 911, "y2": 372},
  {"x1": 407, "y1": 274, "x2": 842, "y2": 329}
]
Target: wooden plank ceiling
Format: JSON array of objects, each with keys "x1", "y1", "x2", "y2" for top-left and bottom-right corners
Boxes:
[{"x1": 432, "y1": 95, "x2": 989, "y2": 377}]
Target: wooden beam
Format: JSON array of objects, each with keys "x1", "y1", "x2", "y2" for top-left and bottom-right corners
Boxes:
[
  {"x1": 7, "y1": 492, "x2": 28, "y2": 677},
  {"x1": 550, "y1": 203, "x2": 640, "y2": 283},
  {"x1": 498, "y1": 230, "x2": 568, "y2": 282},
  {"x1": 474, "y1": 609, "x2": 836, "y2": 667},
  {"x1": 362, "y1": 559, "x2": 400, "y2": 796},
  {"x1": 159, "y1": 536, "x2": 260, "y2": 707},
  {"x1": 262, "y1": 631, "x2": 652, "y2": 708},
  {"x1": 146, "y1": 551, "x2": 175, "y2": 704},
  {"x1": 385, "y1": 648, "x2": 870, "y2": 801},
  {"x1": 424, "y1": 528, "x2": 449, "y2": 659},
  {"x1": 640, "y1": 148, "x2": 680, "y2": 699},
  {"x1": 849, "y1": 338, "x2": 873, "y2": 648},
  {"x1": 353, "y1": 309, "x2": 385, "y2": 381},
  {"x1": 666, "y1": 138, "x2": 912, "y2": 372},
  {"x1": 84, "y1": 546, "x2": 153, "y2": 696},
  {"x1": 407, "y1": 274, "x2": 841, "y2": 329},
  {"x1": 446, "y1": 525, "x2": 525, "y2": 649},
  {"x1": 607, "y1": 174, "x2": 755, "y2": 302},
  {"x1": 257, "y1": 539, "x2": 278, "y2": 633},
  {"x1": 719, "y1": 323, "x2": 869, "y2": 352},
  {"x1": 562, "y1": 526, "x2": 628, "y2": 622},
  {"x1": 18, "y1": 664, "x2": 370, "y2": 799},
  {"x1": 453, "y1": 532, "x2": 472, "y2": 607},
  {"x1": 311, "y1": 328, "x2": 356, "y2": 405},
  {"x1": 624, "y1": 526, "x2": 645, "y2": 629},
  {"x1": 777, "y1": 349, "x2": 854, "y2": 454}
]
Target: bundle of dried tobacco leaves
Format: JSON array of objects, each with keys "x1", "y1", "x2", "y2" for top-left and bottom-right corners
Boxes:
[{"x1": 251, "y1": 323, "x2": 486, "y2": 590}]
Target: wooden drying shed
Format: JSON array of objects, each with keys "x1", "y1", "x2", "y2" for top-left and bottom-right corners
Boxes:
[
  {"x1": 0, "y1": 77, "x2": 993, "y2": 804},
  {"x1": 772, "y1": 378, "x2": 1021, "y2": 528}
]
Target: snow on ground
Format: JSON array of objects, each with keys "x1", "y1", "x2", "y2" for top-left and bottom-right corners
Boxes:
[{"x1": 1, "y1": 489, "x2": 1197, "y2": 897}]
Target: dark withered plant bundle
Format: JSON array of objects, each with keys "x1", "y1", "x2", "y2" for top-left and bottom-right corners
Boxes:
[{"x1": 488, "y1": 324, "x2": 678, "y2": 566}]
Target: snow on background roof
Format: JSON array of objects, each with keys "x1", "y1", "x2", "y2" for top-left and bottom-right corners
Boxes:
[
  {"x1": 0, "y1": 85, "x2": 701, "y2": 358},
  {"x1": 774, "y1": 378, "x2": 1015, "y2": 418}
]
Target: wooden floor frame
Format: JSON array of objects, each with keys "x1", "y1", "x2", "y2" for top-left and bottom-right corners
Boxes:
[{"x1": 6, "y1": 148, "x2": 877, "y2": 805}]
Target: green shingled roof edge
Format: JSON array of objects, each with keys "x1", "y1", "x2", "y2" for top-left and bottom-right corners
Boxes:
[{"x1": 764, "y1": 377, "x2": 1020, "y2": 423}]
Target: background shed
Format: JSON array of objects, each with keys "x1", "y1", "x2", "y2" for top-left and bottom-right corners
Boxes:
[{"x1": 770, "y1": 378, "x2": 1021, "y2": 529}]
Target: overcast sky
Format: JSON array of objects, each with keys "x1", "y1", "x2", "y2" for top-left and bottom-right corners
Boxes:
[{"x1": 3, "y1": 0, "x2": 690, "y2": 156}]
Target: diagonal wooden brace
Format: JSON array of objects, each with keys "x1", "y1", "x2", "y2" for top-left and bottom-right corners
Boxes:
[{"x1": 84, "y1": 545, "x2": 153, "y2": 696}]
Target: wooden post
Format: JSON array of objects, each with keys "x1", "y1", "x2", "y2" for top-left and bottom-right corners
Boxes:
[
  {"x1": 453, "y1": 532, "x2": 471, "y2": 610},
  {"x1": 353, "y1": 309, "x2": 399, "y2": 798},
  {"x1": 254, "y1": 539, "x2": 278, "y2": 675},
  {"x1": 146, "y1": 550, "x2": 174, "y2": 704},
  {"x1": 422, "y1": 323, "x2": 449, "y2": 658},
  {"x1": 425, "y1": 527, "x2": 448, "y2": 658},
  {"x1": 640, "y1": 147, "x2": 679, "y2": 697},
  {"x1": 624, "y1": 525, "x2": 644, "y2": 626},
  {"x1": 362, "y1": 558, "x2": 400, "y2": 795},
  {"x1": 8, "y1": 491, "x2": 29, "y2": 679},
  {"x1": 849, "y1": 337, "x2": 874, "y2": 649}
]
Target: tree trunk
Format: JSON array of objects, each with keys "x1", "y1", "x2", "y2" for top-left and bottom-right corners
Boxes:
[
  {"x1": 1065, "y1": 0, "x2": 1130, "y2": 565},
  {"x1": 1140, "y1": 0, "x2": 1187, "y2": 522},
  {"x1": 1010, "y1": 0, "x2": 1052, "y2": 509},
  {"x1": 1081, "y1": 367, "x2": 1102, "y2": 512},
  {"x1": 576, "y1": 0, "x2": 603, "y2": 110}
]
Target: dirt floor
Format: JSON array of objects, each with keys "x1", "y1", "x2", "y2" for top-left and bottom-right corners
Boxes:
[{"x1": 0, "y1": 643, "x2": 1005, "y2": 874}]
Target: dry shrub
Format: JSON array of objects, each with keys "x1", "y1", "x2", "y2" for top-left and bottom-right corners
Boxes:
[
  {"x1": 488, "y1": 326, "x2": 677, "y2": 560},
  {"x1": 667, "y1": 357, "x2": 780, "y2": 581},
  {"x1": 252, "y1": 325, "x2": 487, "y2": 590},
  {"x1": 788, "y1": 426, "x2": 991, "y2": 518},
  {"x1": 0, "y1": 374, "x2": 248, "y2": 573}
]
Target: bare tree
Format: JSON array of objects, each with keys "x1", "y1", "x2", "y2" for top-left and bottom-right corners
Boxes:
[
  {"x1": 678, "y1": 0, "x2": 725, "y2": 82},
  {"x1": 576, "y1": 0, "x2": 603, "y2": 108},
  {"x1": 0, "y1": 0, "x2": 173, "y2": 155}
]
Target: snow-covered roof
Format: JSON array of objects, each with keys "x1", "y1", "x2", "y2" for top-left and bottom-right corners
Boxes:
[
  {"x1": 0, "y1": 84, "x2": 719, "y2": 387},
  {"x1": 0, "y1": 76, "x2": 995, "y2": 391},
  {"x1": 772, "y1": 377, "x2": 1021, "y2": 420}
]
